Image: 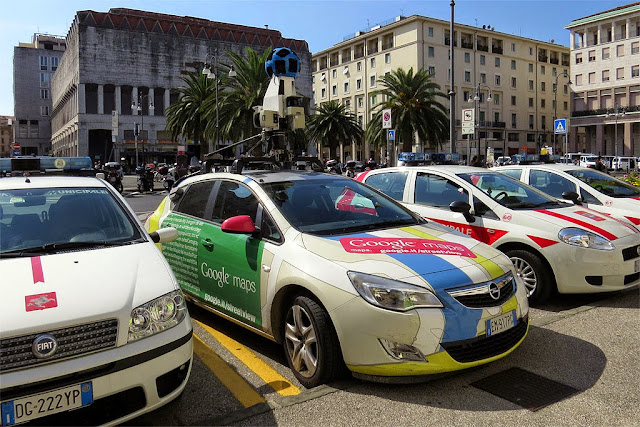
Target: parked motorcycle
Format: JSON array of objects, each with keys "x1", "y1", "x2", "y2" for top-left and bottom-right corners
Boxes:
[
  {"x1": 104, "y1": 162, "x2": 123, "y2": 193},
  {"x1": 135, "y1": 165, "x2": 155, "y2": 192},
  {"x1": 163, "y1": 166, "x2": 176, "y2": 191}
]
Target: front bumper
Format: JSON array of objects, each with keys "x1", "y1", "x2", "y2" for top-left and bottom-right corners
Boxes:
[
  {"x1": 0, "y1": 321, "x2": 193, "y2": 426},
  {"x1": 330, "y1": 281, "x2": 529, "y2": 377}
]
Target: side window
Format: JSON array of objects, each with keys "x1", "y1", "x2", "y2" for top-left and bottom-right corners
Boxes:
[
  {"x1": 415, "y1": 173, "x2": 468, "y2": 207},
  {"x1": 364, "y1": 172, "x2": 408, "y2": 201},
  {"x1": 529, "y1": 170, "x2": 574, "y2": 199},
  {"x1": 580, "y1": 188, "x2": 602, "y2": 205},
  {"x1": 175, "y1": 181, "x2": 216, "y2": 219},
  {"x1": 473, "y1": 196, "x2": 499, "y2": 219},
  {"x1": 260, "y1": 210, "x2": 282, "y2": 243},
  {"x1": 499, "y1": 169, "x2": 523, "y2": 180},
  {"x1": 211, "y1": 181, "x2": 259, "y2": 223}
]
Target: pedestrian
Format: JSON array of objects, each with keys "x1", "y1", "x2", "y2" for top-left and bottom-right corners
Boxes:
[
  {"x1": 470, "y1": 155, "x2": 483, "y2": 167},
  {"x1": 595, "y1": 156, "x2": 608, "y2": 173}
]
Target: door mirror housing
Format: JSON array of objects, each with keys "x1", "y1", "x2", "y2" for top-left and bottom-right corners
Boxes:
[
  {"x1": 561, "y1": 191, "x2": 581, "y2": 205},
  {"x1": 150, "y1": 227, "x2": 179, "y2": 243},
  {"x1": 449, "y1": 200, "x2": 475, "y2": 223},
  {"x1": 221, "y1": 215, "x2": 257, "y2": 234}
]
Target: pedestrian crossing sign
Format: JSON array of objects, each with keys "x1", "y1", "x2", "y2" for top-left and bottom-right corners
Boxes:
[{"x1": 554, "y1": 119, "x2": 567, "y2": 134}]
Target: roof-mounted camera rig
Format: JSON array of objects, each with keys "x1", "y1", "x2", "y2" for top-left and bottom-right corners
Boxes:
[{"x1": 203, "y1": 47, "x2": 307, "y2": 174}]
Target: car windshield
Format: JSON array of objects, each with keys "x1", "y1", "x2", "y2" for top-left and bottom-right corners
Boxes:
[
  {"x1": 457, "y1": 172, "x2": 562, "y2": 209},
  {"x1": 261, "y1": 177, "x2": 420, "y2": 235},
  {"x1": 0, "y1": 187, "x2": 143, "y2": 254},
  {"x1": 566, "y1": 169, "x2": 640, "y2": 198},
  {"x1": 585, "y1": 156, "x2": 598, "y2": 162}
]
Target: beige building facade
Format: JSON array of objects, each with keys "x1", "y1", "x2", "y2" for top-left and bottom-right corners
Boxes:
[
  {"x1": 566, "y1": 2, "x2": 640, "y2": 157},
  {"x1": 0, "y1": 116, "x2": 14, "y2": 158},
  {"x1": 312, "y1": 15, "x2": 570, "y2": 163}
]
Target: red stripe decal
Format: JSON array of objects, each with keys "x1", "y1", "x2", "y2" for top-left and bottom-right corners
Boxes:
[
  {"x1": 624, "y1": 216, "x2": 640, "y2": 226},
  {"x1": 31, "y1": 257, "x2": 45, "y2": 284},
  {"x1": 526, "y1": 235, "x2": 559, "y2": 248},
  {"x1": 535, "y1": 210, "x2": 618, "y2": 240},
  {"x1": 25, "y1": 292, "x2": 57, "y2": 311},
  {"x1": 632, "y1": 197, "x2": 640, "y2": 201}
]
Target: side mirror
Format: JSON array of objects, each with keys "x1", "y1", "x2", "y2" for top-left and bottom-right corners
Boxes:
[
  {"x1": 221, "y1": 215, "x2": 256, "y2": 234},
  {"x1": 96, "y1": 172, "x2": 105, "y2": 180},
  {"x1": 449, "y1": 200, "x2": 476, "y2": 223},
  {"x1": 150, "y1": 227, "x2": 178, "y2": 243},
  {"x1": 561, "y1": 191, "x2": 581, "y2": 205},
  {"x1": 169, "y1": 186, "x2": 184, "y2": 202}
]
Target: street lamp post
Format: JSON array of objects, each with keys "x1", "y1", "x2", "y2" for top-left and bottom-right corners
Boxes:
[
  {"x1": 607, "y1": 105, "x2": 625, "y2": 157},
  {"x1": 203, "y1": 50, "x2": 237, "y2": 156},
  {"x1": 469, "y1": 83, "x2": 492, "y2": 165},
  {"x1": 553, "y1": 70, "x2": 571, "y2": 155},
  {"x1": 131, "y1": 93, "x2": 154, "y2": 166}
]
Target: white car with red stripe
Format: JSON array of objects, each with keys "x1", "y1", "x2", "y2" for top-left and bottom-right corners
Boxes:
[
  {"x1": 0, "y1": 176, "x2": 192, "y2": 426},
  {"x1": 492, "y1": 163, "x2": 640, "y2": 229},
  {"x1": 357, "y1": 166, "x2": 640, "y2": 303}
]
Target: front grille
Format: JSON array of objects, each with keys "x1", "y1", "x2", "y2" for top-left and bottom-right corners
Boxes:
[
  {"x1": 625, "y1": 272, "x2": 640, "y2": 285},
  {"x1": 622, "y1": 244, "x2": 640, "y2": 261},
  {"x1": 441, "y1": 315, "x2": 528, "y2": 363},
  {"x1": 1, "y1": 319, "x2": 118, "y2": 372},
  {"x1": 447, "y1": 274, "x2": 515, "y2": 308}
]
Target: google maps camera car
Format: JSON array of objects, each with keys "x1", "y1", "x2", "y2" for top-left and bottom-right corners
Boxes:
[{"x1": 253, "y1": 47, "x2": 305, "y2": 148}]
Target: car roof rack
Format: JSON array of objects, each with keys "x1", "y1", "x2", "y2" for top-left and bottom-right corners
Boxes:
[
  {"x1": 289, "y1": 156, "x2": 324, "y2": 172},
  {"x1": 231, "y1": 157, "x2": 281, "y2": 174}
]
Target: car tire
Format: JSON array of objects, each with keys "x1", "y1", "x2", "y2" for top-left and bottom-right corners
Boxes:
[
  {"x1": 283, "y1": 296, "x2": 343, "y2": 388},
  {"x1": 506, "y1": 249, "x2": 553, "y2": 304}
]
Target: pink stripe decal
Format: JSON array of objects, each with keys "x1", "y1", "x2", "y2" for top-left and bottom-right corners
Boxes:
[
  {"x1": 31, "y1": 257, "x2": 45, "y2": 284},
  {"x1": 535, "y1": 209, "x2": 618, "y2": 241}
]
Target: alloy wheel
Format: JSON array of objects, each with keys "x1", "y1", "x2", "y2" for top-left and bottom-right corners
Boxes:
[
  {"x1": 284, "y1": 304, "x2": 318, "y2": 379},
  {"x1": 510, "y1": 256, "x2": 537, "y2": 297}
]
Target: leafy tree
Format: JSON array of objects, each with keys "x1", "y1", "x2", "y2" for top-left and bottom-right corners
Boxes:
[
  {"x1": 365, "y1": 68, "x2": 449, "y2": 154},
  {"x1": 165, "y1": 70, "x2": 216, "y2": 154},
  {"x1": 307, "y1": 100, "x2": 363, "y2": 160}
]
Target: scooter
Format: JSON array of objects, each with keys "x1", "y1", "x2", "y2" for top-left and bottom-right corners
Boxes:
[
  {"x1": 135, "y1": 165, "x2": 155, "y2": 192},
  {"x1": 163, "y1": 167, "x2": 176, "y2": 191}
]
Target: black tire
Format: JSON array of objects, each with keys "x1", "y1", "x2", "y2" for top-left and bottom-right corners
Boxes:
[
  {"x1": 283, "y1": 296, "x2": 343, "y2": 388},
  {"x1": 117, "y1": 182, "x2": 124, "y2": 193},
  {"x1": 505, "y1": 249, "x2": 554, "y2": 304}
]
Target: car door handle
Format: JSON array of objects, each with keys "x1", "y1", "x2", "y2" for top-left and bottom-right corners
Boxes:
[{"x1": 201, "y1": 239, "x2": 214, "y2": 251}]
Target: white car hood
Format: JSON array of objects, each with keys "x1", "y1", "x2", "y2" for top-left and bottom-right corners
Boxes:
[{"x1": 1, "y1": 243, "x2": 178, "y2": 339}]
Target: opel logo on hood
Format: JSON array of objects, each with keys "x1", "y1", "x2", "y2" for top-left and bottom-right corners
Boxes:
[
  {"x1": 32, "y1": 334, "x2": 58, "y2": 359},
  {"x1": 488, "y1": 282, "x2": 501, "y2": 300}
]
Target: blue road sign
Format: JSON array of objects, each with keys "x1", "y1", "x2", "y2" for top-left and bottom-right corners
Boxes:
[
  {"x1": 387, "y1": 129, "x2": 395, "y2": 140},
  {"x1": 554, "y1": 119, "x2": 567, "y2": 134}
]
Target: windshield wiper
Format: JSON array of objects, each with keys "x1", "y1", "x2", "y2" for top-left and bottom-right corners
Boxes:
[{"x1": 0, "y1": 240, "x2": 134, "y2": 258}]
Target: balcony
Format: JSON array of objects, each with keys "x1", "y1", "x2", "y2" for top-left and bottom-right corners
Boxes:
[
  {"x1": 444, "y1": 38, "x2": 458, "y2": 47},
  {"x1": 561, "y1": 59, "x2": 570, "y2": 66},
  {"x1": 342, "y1": 54, "x2": 351, "y2": 63},
  {"x1": 477, "y1": 43, "x2": 489, "y2": 52},
  {"x1": 354, "y1": 50, "x2": 364, "y2": 59},
  {"x1": 572, "y1": 105, "x2": 638, "y2": 117},
  {"x1": 492, "y1": 46, "x2": 503, "y2": 55},
  {"x1": 330, "y1": 60, "x2": 339, "y2": 67},
  {"x1": 479, "y1": 121, "x2": 506, "y2": 128},
  {"x1": 538, "y1": 55, "x2": 548, "y2": 62},
  {"x1": 461, "y1": 41, "x2": 473, "y2": 49},
  {"x1": 550, "y1": 57, "x2": 559, "y2": 65},
  {"x1": 382, "y1": 42, "x2": 393, "y2": 50},
  {"x1": 368, "y1": 45, "x2": 379, "y2": 54}
]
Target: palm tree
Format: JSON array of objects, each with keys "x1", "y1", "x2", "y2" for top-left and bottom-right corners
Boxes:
[
  {"x1": 365, "y1": 68, "x2": 449, "y2": 155},
  {"x1": 165, "y1": 70, "x2": 216, "y2": 155},
  {"x1": 307, "y1": 101, "x2": 363, "y2": 161},
  {"x1": 211, "y1": 47, "x2": 272, "y2": 146}
]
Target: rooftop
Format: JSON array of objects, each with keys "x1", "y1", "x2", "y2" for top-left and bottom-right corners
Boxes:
[{"x1": 566, "y1": 2, "x2": 640, "y2": 28}]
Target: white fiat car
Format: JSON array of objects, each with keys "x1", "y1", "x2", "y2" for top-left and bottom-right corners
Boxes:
[
  {"x1": 0, "y1": 175, "x2": 192, "y2": 426},
  {"x1": 146, "y1": 168, "x2": 529, "y2": 388},
  {"x1": 357, "y1": 166, "x2": 640, "y2": 304},
  {"x1": 493, "y1": 163, "x2": 640, "y2": 229}
]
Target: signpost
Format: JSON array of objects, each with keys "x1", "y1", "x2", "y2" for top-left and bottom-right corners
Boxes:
[
  {"x1": 554, "y1": 118, "x2": 568, "y2": 163},
  {"x1": 382, "y1": 109, "x2": 392, "y2": 165},
  {"x1": 12, "y1": 143, "x2": 20, "y2": 157}
]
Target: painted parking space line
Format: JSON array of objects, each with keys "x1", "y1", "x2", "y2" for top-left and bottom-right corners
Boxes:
[
  {"x1": 195, "y1": 319, "x2": 302, "y2": 397},
  {"x1": 192, "y1": 334, "x2": 266, "y2": 408}
]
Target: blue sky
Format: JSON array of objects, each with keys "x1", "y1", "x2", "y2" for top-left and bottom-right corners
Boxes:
[{"x1": 0, "y1": 0, "x2": 630, "y2": 115}]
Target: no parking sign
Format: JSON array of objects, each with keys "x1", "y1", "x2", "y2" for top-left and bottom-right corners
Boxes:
[{"x1": 382, "y1": 109, "x2": 392, "y2": 129}]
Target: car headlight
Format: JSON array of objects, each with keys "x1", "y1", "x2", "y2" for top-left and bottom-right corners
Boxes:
[
  {"x1": 128, "y1": 290, "x2": 187, "y2": 342},
  {"x1": 347, "y1": 272, "x2": 442, "y2": 311},
  {"x1": 558, "y1": 227, "x2": 615, "y2": 251}
]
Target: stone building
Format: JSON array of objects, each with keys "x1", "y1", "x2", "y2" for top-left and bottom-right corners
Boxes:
[
  {"x1": 0, "y1": 116, "x2": 15, "y2": 158},
  {"x1": 13, "y1": 34, "x2": 66, "y2": 156},
  {"x1": 566, "y1": 2, "x2": 640, "y2": 156},
  {"x1": 50, "y1": 8, "x2": 310, "y2": 168},
  {"x1": 312, "y1": 15, "x2": 570, "y2": 163}
]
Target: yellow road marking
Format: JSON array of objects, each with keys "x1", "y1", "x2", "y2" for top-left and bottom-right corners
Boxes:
[
  {"x1": 195, "y1": 319, "x2": 302, "y2": 396},
  {"x1": 192, "y1": 334, "x2": 266, "y2": 408}
]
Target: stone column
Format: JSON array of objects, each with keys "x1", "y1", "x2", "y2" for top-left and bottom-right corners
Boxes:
[
  {"x1": 148, "y1": 88, "x2": 155, "y2": 116},
  {"x1": 597, "y1": 25, "x2": 602, "y2": 45},
  {"x1": 164, "y1": 89, "x2": 170, "y2": 114},
  {"x1": 570, "y1": 31, "x2": 574, "y2": 48},
  {"x1": 97, "y1": 85, "x2": 104, "y2": 115},
  {"x1": 595, "y1": 124, "x2": 604, "y2": 156},
  {"x1": 626, "y1": 18, "x2": 631, "y2": 39},
  {"x1": 78, "y1": 84, "x2": 86, "y2": 115},
  {"x1": 624, "y1": 121, "x2": 632, "y2": 156},
  {"x1": 115, "y1": 86, "x2": 122, "y2": 114},
  {"x1": 132, "y1": 87, "x2": 139, "y2": 115}
]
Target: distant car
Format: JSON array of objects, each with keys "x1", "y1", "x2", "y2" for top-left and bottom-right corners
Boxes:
[
  {"x1": 611, "y1": 156, "x2": 637, "y2": 172},
  {"x1": 496, "y1": 156, "x2": 512, "y2": 166},
  {"x1": 492, "y1": 163, "x2": 640, "y2": 228},
  {"x1": 358, "y1": 165, "x2": 640, "y2": 304},
  {"x1": 0, "y1": 175, "x2": 192, "y2": 425},
  {"x1": 579, "y1": 155, "x2": 598, "y2": 168},
  {"x1": 146, "y1": 168, "x2": 529, "y2": 387}
]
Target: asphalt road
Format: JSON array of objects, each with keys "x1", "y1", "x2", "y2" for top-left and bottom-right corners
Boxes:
[{"x1": 121, "y1": 186, "x2": 640, "y2": 426}]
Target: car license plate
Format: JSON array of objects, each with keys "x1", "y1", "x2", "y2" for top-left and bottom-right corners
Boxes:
[
  {"x1": 1, "y1": 382, "x2": 92, "y2": 426},
  {"x1": 486, "y1": 310, "x2": 516, "y2": 337}
]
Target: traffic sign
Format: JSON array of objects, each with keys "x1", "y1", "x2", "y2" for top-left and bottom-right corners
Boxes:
[
  {"x1": 554, "y1": 119, "x2": 567, "y2": 134},
  {"x1": 382, "y1": 109, "x2": 392, "y2": 129},
  {"x1": 462, "y1": 108, "x2": 474, "y2": 122},
  {"x1": 387, "y1": 129, "x2": 395, "y2": 141}
]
